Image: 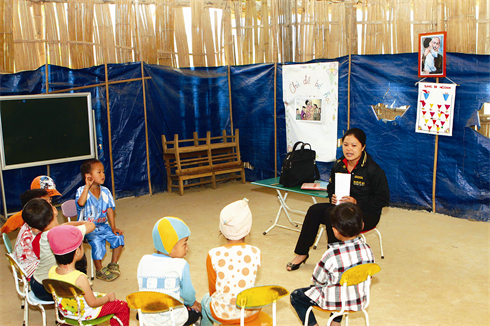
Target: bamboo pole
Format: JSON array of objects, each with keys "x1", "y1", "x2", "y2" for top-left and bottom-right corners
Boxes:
[
  {"x1": 135, "y1": 0, "x2": 153, "y2": 196},
  {"x1": 49, "y1": 76, "x2": 152, "y2": 94},
  {"x1": 432, "y1": 77, "x2": 440, "y2": 213},
  {"x1": 104, "y1": 62, "x2": 116, "y2": 198},
  {"x1": 227, "y1": 65, "x2": 234, "y2": 133},
  {"x1": 274, "y1": 62, "x2": 277, "y2": 177}
]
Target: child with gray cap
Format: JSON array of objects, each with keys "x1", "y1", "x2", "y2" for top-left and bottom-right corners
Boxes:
[
  {"x1": 200, "y1": 198, "x2": 262, "y2": 326},
  {"x1": 137, "y1": 216, "x2": 201, "y2": 326}
]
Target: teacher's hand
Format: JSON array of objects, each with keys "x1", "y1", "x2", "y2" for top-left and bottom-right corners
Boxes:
[
  {"x1": 331, "y1": 194, "x2": 338, "y2": 205},
  {"x1": 339, "y1": 196, "x2": 357, "y2": 204}
]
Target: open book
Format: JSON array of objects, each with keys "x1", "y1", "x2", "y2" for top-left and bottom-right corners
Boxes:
[{"x1": 301, "y1": 181, "x2": 328, "y2": 191}]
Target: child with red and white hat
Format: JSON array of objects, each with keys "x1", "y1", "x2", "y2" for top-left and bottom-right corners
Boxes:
[{"x1": 1, "y1": 175, "x2": 60, "y2": 234}]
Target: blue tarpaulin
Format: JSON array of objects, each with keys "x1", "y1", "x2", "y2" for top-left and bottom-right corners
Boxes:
[{"x1": 0, "y1": 53, "x2": 488, "y2": 221}]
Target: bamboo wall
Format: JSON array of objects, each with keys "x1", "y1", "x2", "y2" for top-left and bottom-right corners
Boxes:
[{"x1": 1, "y1": 0, "x2": 489, "y2": 73}]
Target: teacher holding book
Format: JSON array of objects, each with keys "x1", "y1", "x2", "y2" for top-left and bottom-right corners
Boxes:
[{"x1": 286, "y1": 128, "x2": 390, "y2": 271}]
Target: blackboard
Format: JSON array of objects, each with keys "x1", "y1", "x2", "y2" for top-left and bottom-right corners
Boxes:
[{"x1": 0, "y1": 93, "x2": 95, "y2": 170}]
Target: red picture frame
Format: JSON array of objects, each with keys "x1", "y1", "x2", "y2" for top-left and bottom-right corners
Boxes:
[{"x1": 418, "y1": 31, "x2": 447, "y2": 78}]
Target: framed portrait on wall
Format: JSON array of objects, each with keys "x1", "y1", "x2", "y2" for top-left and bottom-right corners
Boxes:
[{"x1": 418, "y1": 32, "x2": 447, "y2": 78}]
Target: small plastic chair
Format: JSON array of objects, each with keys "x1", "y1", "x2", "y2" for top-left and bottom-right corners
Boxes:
[
  {"x1": 126, "y1": 291, "x2": 185, "y2": 326},
  {"x1": 360, "y1": 227, "x2": 384, "y2": 259},
  {"x1": 61, "y1": 199, "x2": 95, "y2": 280},
  {"x1": 3, "y1": 232, "x2": 13, "y2": 254},
  {"x1": 43, "y1": 278, "x2": 122, "y2": 326},
  {"x1": 5, "y1": 253, "x2": 54, "y2": 326},
  {"x1": 304, "y1": 263, "x2": 381, "y2": 326},
  {"x1": 235, "y1": 285, "x2": 289, "y2": 326}
]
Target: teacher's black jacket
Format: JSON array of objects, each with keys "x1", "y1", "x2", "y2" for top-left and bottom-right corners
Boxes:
[{"x1": 326, "y1": 151, "x2": 390, "y2": 217}]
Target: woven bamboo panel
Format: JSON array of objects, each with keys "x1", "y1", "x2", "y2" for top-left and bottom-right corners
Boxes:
[
  {"x1": 191, "y1": 0, "x2": 204, "y2": 67},
  {"x1": 0, "y1": 0, "x2": 14, "y2": 72},
  {"x1": 260, "y1": 0, "x2": 270, "y2": 63},
  {"x1": 202, "y1": 7, "x2": 216, "y2": 66},
  {"x1": 155, "y1": 0, "x2": 174, "y2": 66},
  {"x1": 446, "y1": 0, "x2": 476, "y2": 53},
  {"x1": 45, "y1": 3, "x2": 60, "y2": 67},
  {"x1": 392, "y1": 0, "x2": 411, "y2": 54},
  {"x1": 55, "y1": 1, "x2": 70, "y2": 66},
  {"x1": 477, "y1": 0, "x2": 490, "y2": 54},
  {"x1": 116, "y1": 0, "x2": 134, "y2": 63},
  {"x1": 1, "y1": 0, "x2": 489, "y2": 73},
  {"x1": 359, "y1": 0, "x2": 386, "y2": 54},
  {"x1": 412, "y1": 0, "x2": 437, "y2": 53},
  {"x1": 173, "y1": 7, "x2": 189, "y2": 67}
]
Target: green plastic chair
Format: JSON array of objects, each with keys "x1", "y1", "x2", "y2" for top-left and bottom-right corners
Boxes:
[
  {"x1": 42, "y1": 278, "x2": 122, "y2": 326},
  {"x1": 5, "y1": 253, "x2": 54, "y2": 326},
  {"x1": 3, "y1": 232, "x2": 13, "y2": 254}
]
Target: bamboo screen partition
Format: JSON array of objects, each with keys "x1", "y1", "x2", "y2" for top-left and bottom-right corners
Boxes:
[{"x1": 1, "y1": 0, "x2": 490, "y2": 73}]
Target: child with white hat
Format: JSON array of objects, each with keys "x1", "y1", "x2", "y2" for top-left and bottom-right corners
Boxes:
[
  {"x1": 137, "y1": 217, "x2": 201, "y2": 326},
  {"x1": 200, "y1": 198, "x2": 262, "y2": 326}
]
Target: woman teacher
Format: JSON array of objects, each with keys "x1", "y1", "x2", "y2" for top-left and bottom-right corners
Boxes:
[{"x1": 287, "y1": 128, "x2": 390, "y2": 271}]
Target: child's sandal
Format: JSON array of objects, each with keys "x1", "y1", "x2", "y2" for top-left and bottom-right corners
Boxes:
[
  {"x1": 96, "y1": 267, "x2": 118, "y2": 281},
  {"x1": 107, "y1": 263, "x2": 120, "y2": 274}
]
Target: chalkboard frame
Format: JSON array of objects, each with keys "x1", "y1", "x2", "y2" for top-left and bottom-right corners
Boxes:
[{"x1": 0, "y1": 93, "x2": 95, "y2": 170}]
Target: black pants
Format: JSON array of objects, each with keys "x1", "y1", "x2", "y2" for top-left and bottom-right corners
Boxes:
[
  {"x1": 294, "y1": 203, "x2": 381, "y2": 255},
  {"x1": 184, "y1": 307, "x2": 201, "y2": 326}
]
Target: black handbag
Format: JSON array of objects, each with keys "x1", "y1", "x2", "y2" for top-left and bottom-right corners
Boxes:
[{"x1": 279, "y1": 141, "x2": 320, "y2": 187}]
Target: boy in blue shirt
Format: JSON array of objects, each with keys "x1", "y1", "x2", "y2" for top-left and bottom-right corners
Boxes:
[
  {"x1": 76, "y1": 159, "x2": 124, "y2": 281},
  {"x1": 137, "y1": 217, "x2": 201, "y2": 325}
]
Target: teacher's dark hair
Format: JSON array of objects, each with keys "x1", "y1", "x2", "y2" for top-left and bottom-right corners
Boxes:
[
  {"x1": 330, "y1": 202, "x2": 364, "y2": 238},
  {"x1": 342, "y1": 128, "x2": 366, "y2": 148}
]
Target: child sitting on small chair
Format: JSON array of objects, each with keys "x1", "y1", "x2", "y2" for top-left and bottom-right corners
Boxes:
[
  {"x1": 12, "y1": 189, "x2": 51, "y2": 280},
  {"x1": 22, "y1": 199, "x2": 95, "y2": 301},
  {"x1": 137, "y1": 217, "x2": 201, "y2": 326},
  {"x1": 290, "y1": 202, "x2": 375, "y2": 326},
  {"x1": 76, "y1": 159, "x2": 124, "y2": 281},
  {"x1": 47, "y1": 225, "x2": 130, "y2": 326},
  {"x1": 201, "y1": 198, "x2": 262, "y2": 326}
]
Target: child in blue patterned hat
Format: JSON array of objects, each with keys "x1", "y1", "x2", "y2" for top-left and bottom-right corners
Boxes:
[
  {"x1": 76, "y1": 159, "x2": 124, "y2": 282},
  {"x1": 137, "y1": 217, "x2": 201, "y2": 326}
]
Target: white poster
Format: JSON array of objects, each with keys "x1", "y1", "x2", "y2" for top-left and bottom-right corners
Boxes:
[
  {"x1": 415, "y1": 82, "x2": 456, "y2": 136},
  {"x1": 283, "y1": 62, "x2": 338, "y2": 162}
]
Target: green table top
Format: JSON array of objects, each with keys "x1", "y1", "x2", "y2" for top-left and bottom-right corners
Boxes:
[{"x1": 251, "y1": 177, "x2": 329, "y2": 198}]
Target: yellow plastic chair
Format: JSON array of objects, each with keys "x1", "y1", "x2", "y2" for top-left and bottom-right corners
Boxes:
[
  {"x1": 42, "y1": 278, "x2": 122, "y2": 326},
  {"x1": 304, "y1": 263, "x2": 381, "y2": 326},
  {"x1": 235, "y1": 285, "x2": 289, "y2": 326},
  {"x1": 61, "y1": 199, "x2": 96, "y2": 280},
  {"x1": 5, "y1": 253, "x2": 54, "y2": 326},
  {"x1": 126, "y1": 291, "x2": 185, "y2": 326}
]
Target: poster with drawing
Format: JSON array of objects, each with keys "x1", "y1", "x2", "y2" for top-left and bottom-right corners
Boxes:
[
  {"x1": 415, "y1": 82, "x2": 456, "y2": 136},
  {"x1": 283, "y1": 62, "x2": 338, "y2": 162}
]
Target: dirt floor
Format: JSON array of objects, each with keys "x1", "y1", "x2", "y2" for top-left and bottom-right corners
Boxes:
[{"x1": 1, "y1": 181, "x2": 489, "y2": 325}]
